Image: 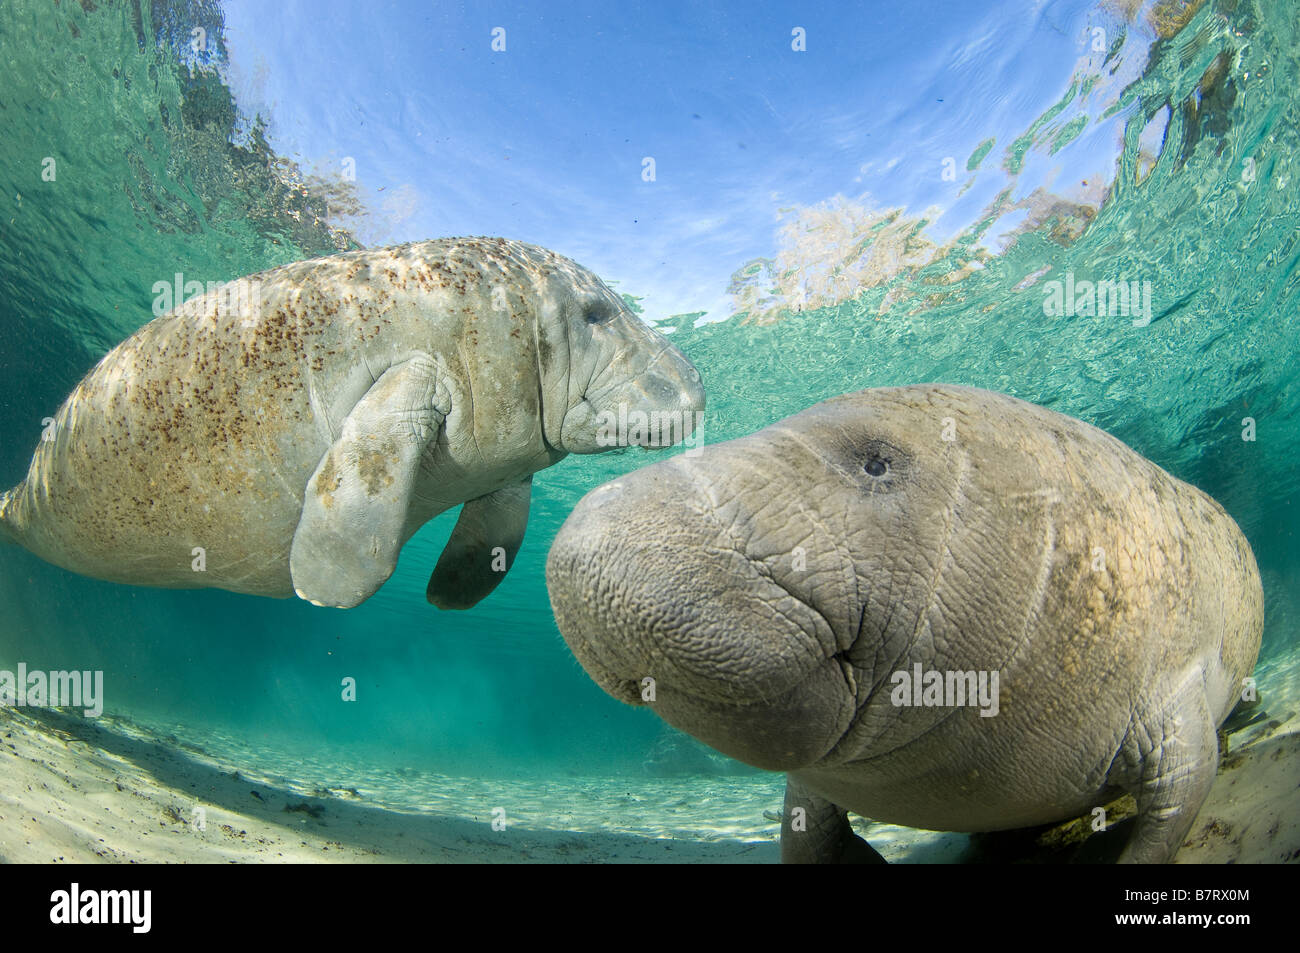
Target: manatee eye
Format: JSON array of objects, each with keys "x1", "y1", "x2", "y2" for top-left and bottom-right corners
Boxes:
[
  {"x1": 585, "y1": 307, "x2": 614, "y2": 325},
  {"x1": 853, "y1": 438, "x2": 904, "y2": 488}
]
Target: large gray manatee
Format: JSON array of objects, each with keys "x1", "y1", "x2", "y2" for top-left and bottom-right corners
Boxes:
[
  {"x1": 0, "y1": 237, "x2": 705, "y2": 609},
  {"x1": 546, "y1": 384, "x2": 1263, "y2": 863}
]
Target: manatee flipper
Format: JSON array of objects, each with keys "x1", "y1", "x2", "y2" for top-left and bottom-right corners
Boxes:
[
  {"x1": 0, "y1": 489, "x2": 19, "y2": 545},
  {"x1": 1119, "y1": 681, "x2": 1220, "y2": 863},
  {"x1": 290, "y1": 356, "x2": 445, "y2": 608},
  {"x1": 426, "y1": 475, "x2": 532, "y2": 610},
  {"x1": 781, "y1": 775, "x2": 886, "y2": 864}
]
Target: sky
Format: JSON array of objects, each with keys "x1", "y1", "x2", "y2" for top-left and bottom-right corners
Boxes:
[{"x1": 219, "y1": 0, "x2": 1142, "y2": 323}]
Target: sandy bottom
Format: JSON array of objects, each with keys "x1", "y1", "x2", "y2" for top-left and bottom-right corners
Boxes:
[
  {"x1": 0, "y1": 707, "x2": 785, "y2": 864},
  {"x1": 1, "y1": 653, "x2": 1297, "y2": 863}
]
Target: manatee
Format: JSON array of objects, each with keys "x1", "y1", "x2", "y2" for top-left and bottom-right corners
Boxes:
[
  {"x1": 1, "y1": 237, "x2": 705, "y2": 609},
  {"x1": 546, "y1": 384, "x2": 1263, "y2": 863}
]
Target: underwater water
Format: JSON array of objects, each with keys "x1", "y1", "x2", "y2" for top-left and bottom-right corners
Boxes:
[{"x1": 0, "y1": 0, "x2": 1295, "y2": 863}]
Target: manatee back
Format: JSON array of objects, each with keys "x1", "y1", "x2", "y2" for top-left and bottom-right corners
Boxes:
[
  {"x1": 930, "y1": 386, "x2": 1262, "y2": 723},
  {"x1": 1, "y1": 243, "x2": 471, "y2": 594}
]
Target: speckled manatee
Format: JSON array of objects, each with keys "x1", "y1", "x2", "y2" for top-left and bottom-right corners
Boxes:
[
  {"x1": 546, "y1": 384, "x2": 1263, "y2": 863},
  {"x1": 0, "y1": 237, "x2": 705, "y2": 609}
]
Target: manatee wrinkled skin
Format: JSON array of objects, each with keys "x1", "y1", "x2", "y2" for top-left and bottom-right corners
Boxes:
[
  {"x1": 546, "y1": 384, "x2": 1263, "y2": 863},
  {"x1": 0, "y1": 237, "x2": 705, "y2": 609}
]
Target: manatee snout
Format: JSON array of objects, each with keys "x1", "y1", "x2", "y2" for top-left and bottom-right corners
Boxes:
[
  {"x1": 623, "y1": 350, "x2": 706, "y2": 447},
  {"x1": 547, "y1": 470, "x2": 700, "y2": 704},
  {"x1": 566, "y1": 313, "x2": 707, "y2": 454},
  {"x1": 546, "y1": 460, "x2": 851, "y2": 771}
]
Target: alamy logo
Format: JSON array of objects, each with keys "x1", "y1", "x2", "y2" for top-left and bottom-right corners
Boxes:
[
  {"x1": 1041, "y1": 272, "x2": 1153, "y2": 327},
  {"x1": 50, "y1": 884, "x2": 151, "y2": 933},
  {"x1": 152, "y1": 273, "x2": 262, "y2": 324},
  {"x1": 0, "y1": 663, "x2": 103, "y2": 717},
  {"x1": 595, "y1": 405, "x2": 705, "y2": 457},
  {"x1": 890, "y1": 664, "x2": 1000, "y2": 717}
]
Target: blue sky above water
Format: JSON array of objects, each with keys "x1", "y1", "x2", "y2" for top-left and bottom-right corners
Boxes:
[{"x1": 221, "y1": 0, "x2": 1137, "y2": 322}]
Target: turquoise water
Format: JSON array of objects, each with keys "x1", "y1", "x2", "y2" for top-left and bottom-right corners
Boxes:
[{"x1": 0, "y1": 0, "x2": 1295, "y2": 851}]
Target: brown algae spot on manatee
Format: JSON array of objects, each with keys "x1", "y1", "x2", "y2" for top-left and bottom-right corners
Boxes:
[
  {"x1": 315, "y1": 455, "x2": 341, "y2": 509},
  {"x1": 357, "y1": 446, "x2": 397, "y2": 495}
]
